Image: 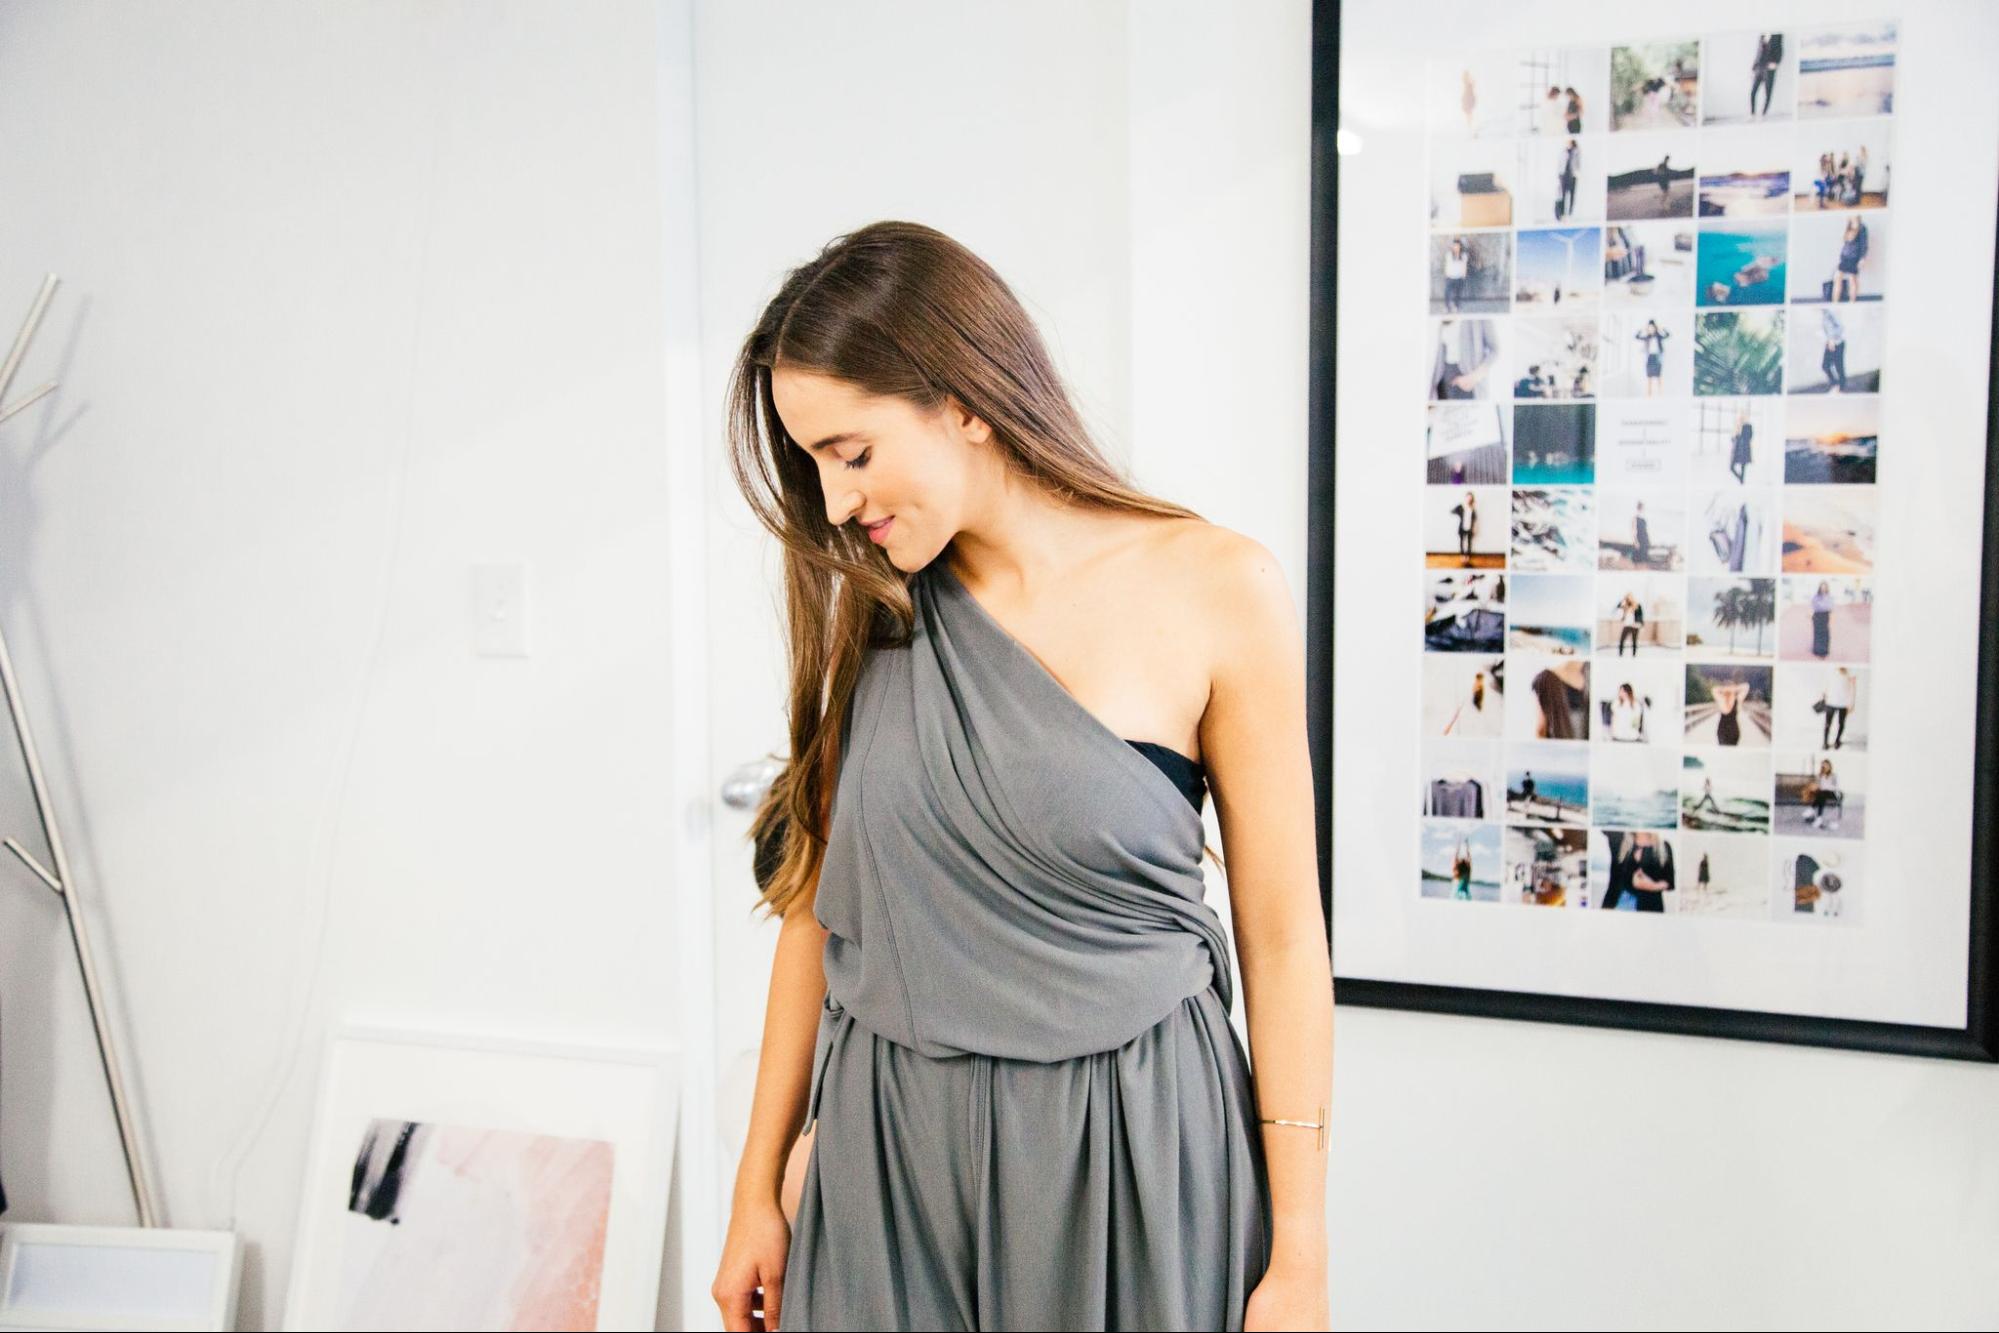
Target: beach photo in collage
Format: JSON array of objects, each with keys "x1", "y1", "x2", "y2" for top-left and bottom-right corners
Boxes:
[
  {"x1": 1420, "y1": 24, "x2": 1893, "y2": 920},
  {"x1": 1676, "y1": 832, "x2": 1773, "y2": 917}
]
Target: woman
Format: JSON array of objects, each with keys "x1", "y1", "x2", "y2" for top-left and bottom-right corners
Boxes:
[
  {"x1": 713, "y1": 222, "x2": 1330, "y2": 1332},
  {"x1": 1608, "y1": 682, "x2": 1647, "y2": 742},
  {"x1": 1603, "y1": 831, "x2": 1674, "y2": 911},
  {"x1": 1713, "y1": 679, "x2": 1745, "y2": 747},
  {"x1": 1809, "y1": 580, "x2": 1835, "y2": 658},
  {"x1": 1834, "y1": 216, "x2": 1869, "y2": 302},
  {"x1": 1636, "y1": 319, "x2": 1669, "y2": 397},
  {"x1": 1442, "y1": 236, "x2": 1470, "y2": 313},
  {"x1": 1452, "y1": 838, "x2": 1475, "y2": 900},
  {"x1": 1806, "y1": 757, "x2": 1843, "y2": 830},
  {"x1": 1564, "y1": 85, "x2": 1584, "y2": 134},
  {"x1": 1697, "y1": 851, "x2": 1712, "y2": 899},
  {"x1": 1452, "y1": 489, "x2": 1479, "y2": 561},
  {"x1": 1728, "y1": 404, "x2": 1754, "y2": 483}
]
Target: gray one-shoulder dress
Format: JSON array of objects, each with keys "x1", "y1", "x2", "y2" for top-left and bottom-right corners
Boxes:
[{"x1": 779, "y1": 556, "x2": 1272, "y2": 1331}]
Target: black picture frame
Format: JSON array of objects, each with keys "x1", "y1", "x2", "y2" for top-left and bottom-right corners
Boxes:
[{"x1": 1305, "y1": 0, "x2": 1999, "y2": 1061}]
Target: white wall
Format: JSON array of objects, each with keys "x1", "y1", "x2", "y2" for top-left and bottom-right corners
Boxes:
[
  {"x1": 0, "y1": 2, "x2": 686, "y2": 1326},
  {"x1": 2, "y1": 1, "x2": 1994, "y2": 1330}
]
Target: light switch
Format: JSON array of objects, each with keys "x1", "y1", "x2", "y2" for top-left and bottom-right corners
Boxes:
[{"x1": 473, "y1": 563, "x2": 530, "y2": 657}]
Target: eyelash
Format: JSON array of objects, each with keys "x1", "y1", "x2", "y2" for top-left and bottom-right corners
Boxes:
[{"x1": 842, "y1": 447, "x2": 872, "y2": 471}]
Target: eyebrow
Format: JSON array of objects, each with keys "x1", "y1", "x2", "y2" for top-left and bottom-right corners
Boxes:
[{"x1": 803, "y1": 430, "x2": 869, "y2": 453}]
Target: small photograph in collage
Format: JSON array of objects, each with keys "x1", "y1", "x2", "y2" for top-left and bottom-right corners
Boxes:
[
  {"x1": 1606, "y1": 131, "x2": 1697, "y2": 220},
  {"x1": 1697, "y1": 127, "x2": 1793, "y2": 217},
  {"x1": 1781, "y1": 486, "x2": 1877, "y2": 574},
  {"x1": 1506, "y1": 742, "x2": 1591, "y2": 826},
  {"x1": 1791, "y1": 117, "x2": 1892, "y2": 209},
  {"x1": 1787, "y1": 303, "x2": 1882, "y2": 394},
  {"x1": 1589, "y1": 829, "x2": 1679, "y2": 910},
  {"x1": 1681, "y1": 749, "x2": 1771, "y2": 835},
  {"x1": 1677, "y1": 832, "x2": 1772, "y2": 917},
  {"x1": 1508, "y1": 573, "x2": 1592, "y2": 655},
  {"x1": 1685, "y1": 576, "x2": 1777, "y2": 659},
  {"x1": 1774, "y1": 839, "x2": 1863, "y2": 923},
  {"x1": 1427, "y1": 402, "x2": 1510, "y2": 484},
  {"x1": 1789, "y1": 212, "x2": 1884, "y2": 305},
  {"x1": 1422, "y1": 653, "x2": 1506, "y2": 739},
  {"x1": 1595, "y1": 573, "x2": 1684, "y2": 656},
  {"x1": 1774, "y1": 662, "x2": 1867, "y2": 752},
  {"x1": 1431, "y1": 139, "x2": 1520, "y2": 228},
  {"x1": 1507, "y1": 658, "x2": 1591, "y2": 742},
  {"x1": 1428, "y1": 53, "x2": 1519, "y2": 139},
  {"x1": 1773, "y1": 750, "x2": 1868, "y2": 837},
  {"x1": 1511, "y1": 487, "x2": 1595, "y2": 572},
  {"x1": 1704, "y1": 32, "x2": 1795, "y2": 127},
  {"x1": 1513, "y1": 403, "x2": 1595, "y2": 482},
  {"x1": 1506, "y1": 825, "x2": 1589, "y2": 906},
  {"x1": 1684, "y1": 663, "x2": 1772, "y2": 748},
  {"x1": 1784, "y1": 396, "x2": 1878, "y2": 483},
  {"x1": 1697, "y1": 218, "x2": 1788, "y2": 306},
  {"x1": 1597, "y1": 399, "x2": 1688, "y2": 484},
  {"x1": 1431, "y1": 232, "x2": 1513, "y2": 315},
  {"x1": 1603, "y1": 221, "x2": 1695, "y2": 305},
  {"x1": 1688, "y1": 488, "x2": 1777, "y2": 575},
  {"x1": 1689, "y1": 396, "x2": 1781, "y2": 487},
  {"x1": 1610, "y1": 41, "x2": 1699, "y2": 132},
  {"x1": 1523, "y1": 137, "x2": 1605, "y2": 225},
  {"x1": 1422, "y1": 739, "x2": 1500, "y2": 820},
  {"x1": 1518, "y1": 47, "x2": 1611, "y2": 136},
  {"x1": 1777, "y1": 576, "x2": 1871, "y2": 662},
  {"x1": 1599, "y1": 315, "x2": 1693, "y2": 400},
  {"x1": 1515, "y1": 227, "x2": 1602, "y2": 308},
  {"x1": 1426, "y1": 484, "x2": 1509, "y2": 568},
  {"x1": 1514, "y1": 317, "x2": 1599, "y2": 399},
  {"x1": 1429, "y1": 317, "x2": 1507, "y2": 401},
  {"x1": 1425, "y1": 570, "x2": 1506, "y2": 653},
  {"x1": 1593, "y1": 746, "x2": 1682, "y2": 829},
  {"x1": 1694, "y1": 309, "x2": 1786, "y2": 395},
  {"x1": 1597, "y1": 489, "x2": 1686, "y2": 571},
  {"x1": 1796, "y1": 22, "x2": 1896, "y2": 120},
  {"x1": 1592, "y1": 656, "x2": 1682, "y2": 745},
  {"x1": 1420, "y1": 820, "x2": 1503, "y2": 902}
]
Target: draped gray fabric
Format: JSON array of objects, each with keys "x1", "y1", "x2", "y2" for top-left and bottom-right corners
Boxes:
[
  {"x1": 812, "y1": 556, "x2": 1235, "y2": 1062},
  {"x1": 783, "y1": 555, "x2": 1271, "y2": 1331}
]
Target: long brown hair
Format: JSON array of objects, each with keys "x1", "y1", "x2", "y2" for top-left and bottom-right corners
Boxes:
[{"x1": 726, "y1": 220, "x2": 1220, "y2": 920}]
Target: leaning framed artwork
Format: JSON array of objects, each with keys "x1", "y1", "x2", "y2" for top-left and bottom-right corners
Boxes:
[{"x1": 1308, "y1": 1, "x2": 1999, "y2": 1059}]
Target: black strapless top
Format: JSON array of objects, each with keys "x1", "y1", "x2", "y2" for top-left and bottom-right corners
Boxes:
[{"x1": 1124, "y1": 739, "x2": 1208, "y2": 812}]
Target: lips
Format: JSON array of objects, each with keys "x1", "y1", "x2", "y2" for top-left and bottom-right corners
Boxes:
[{"x1": 865, "y1": 516, "x2": 894, "y2": 543}]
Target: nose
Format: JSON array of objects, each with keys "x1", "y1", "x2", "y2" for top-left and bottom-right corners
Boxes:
[{"x1": 824, "y1": 481, "x2": 864, "y2": 529}]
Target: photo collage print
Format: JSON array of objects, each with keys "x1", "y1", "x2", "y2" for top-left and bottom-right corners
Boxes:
[{"x1": 1419, "y1": 22, "x2": 1893, "y2": 921}]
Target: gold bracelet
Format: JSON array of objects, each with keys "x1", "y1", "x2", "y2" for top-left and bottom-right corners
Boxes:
[{"x1": 1258, "y1": 1104, "x2": 1327, "y2": 1150}]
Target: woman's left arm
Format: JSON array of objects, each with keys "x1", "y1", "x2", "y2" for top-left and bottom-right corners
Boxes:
[{"x1": 1197, "y1": 534, "x2": 1333, "y2": 1332}]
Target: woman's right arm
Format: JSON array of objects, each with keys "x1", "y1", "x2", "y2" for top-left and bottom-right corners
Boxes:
[{"x1": 713, "y1": 867, "x2": 831, "y2": 1331}]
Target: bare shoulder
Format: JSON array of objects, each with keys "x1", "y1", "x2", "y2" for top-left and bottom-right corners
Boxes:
[{"x1": 1165, "y1": 523, "x2": 1301, "y2": 662}]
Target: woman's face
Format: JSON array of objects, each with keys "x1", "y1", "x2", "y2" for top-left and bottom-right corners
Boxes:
[
  {"x1": 771, "y1": 366, "x2": 985, "y2": 570},
  {"x1": 1619, "y1": 684, "x2": 1635, "y2": 704},
  {"x1": 1818, "y1": 581, "x2": 1831, "y2": 595}
]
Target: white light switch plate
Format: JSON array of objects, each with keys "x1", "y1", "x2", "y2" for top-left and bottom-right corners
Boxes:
[{"x1": 473, "y1": 563, "x2": 530, "y2": 657}]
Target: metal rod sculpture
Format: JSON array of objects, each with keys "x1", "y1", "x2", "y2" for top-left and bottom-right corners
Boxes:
[{"x1": 1, "y1": 274, "x2": 159, "y2": 1227}]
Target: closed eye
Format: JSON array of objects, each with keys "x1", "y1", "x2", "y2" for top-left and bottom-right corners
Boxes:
[{"x1": 842, "y1": 447, "x2": 872, "y2": 471}]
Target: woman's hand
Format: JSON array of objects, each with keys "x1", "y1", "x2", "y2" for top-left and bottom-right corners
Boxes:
[
  {"x1": 713, "y1": 1195, "x2": 793, "y2": 1331},
  {"x1": 1245, "y1": 1257, "x2": 1331, "y2": 1332}
]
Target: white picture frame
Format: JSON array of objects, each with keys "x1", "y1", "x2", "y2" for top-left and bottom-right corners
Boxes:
[
  {"x1": 0, "y1": 1222, "x2": 241, "y2": 1332},
  {"x1": 282, "y1": 1022, "x2": 679, "y2": 1332}
]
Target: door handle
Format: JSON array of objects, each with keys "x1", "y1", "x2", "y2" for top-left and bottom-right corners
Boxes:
[{"x1": 720, "y1": 755, "x2": 785, "y2": 810}]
